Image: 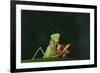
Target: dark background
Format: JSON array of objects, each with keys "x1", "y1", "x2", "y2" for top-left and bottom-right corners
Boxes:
[{"x1": 21, "y1": 10, "x2": 90, "y2": 60}]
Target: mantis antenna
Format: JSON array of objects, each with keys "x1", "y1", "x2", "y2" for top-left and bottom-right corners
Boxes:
[{"x1": 56, "y1": 24, "x2": 63, "y2": 33}]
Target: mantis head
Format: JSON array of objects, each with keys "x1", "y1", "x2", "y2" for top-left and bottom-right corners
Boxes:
[{"x1": 51, "y1": 33, "x2": 60, "y2": 43}]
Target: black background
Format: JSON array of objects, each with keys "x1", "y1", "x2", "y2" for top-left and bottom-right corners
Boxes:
[{"x1": 21, "y1": 10, "x2": 90, "y2": 60}]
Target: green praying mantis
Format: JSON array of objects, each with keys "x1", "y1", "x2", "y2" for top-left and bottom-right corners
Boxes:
[{"x1": 32, "y1": 33, "x2": 71, "y2": 59}]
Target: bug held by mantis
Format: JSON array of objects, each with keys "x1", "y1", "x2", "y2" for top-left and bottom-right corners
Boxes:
[{"x1": 32, "y1": 33, "x2": 71, "y2": 59}]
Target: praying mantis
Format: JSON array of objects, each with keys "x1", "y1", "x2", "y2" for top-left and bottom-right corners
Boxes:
[{"x1": 32, "y1": 33, "x2": 71, "y2": 59}]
